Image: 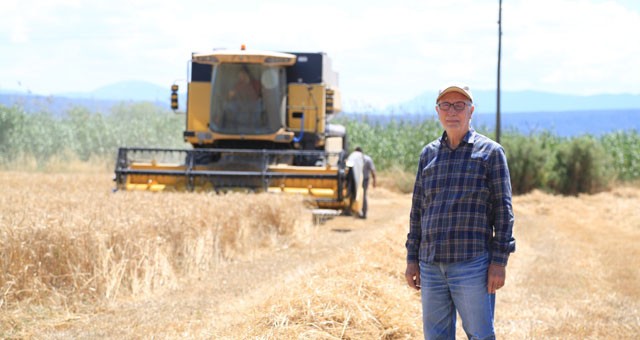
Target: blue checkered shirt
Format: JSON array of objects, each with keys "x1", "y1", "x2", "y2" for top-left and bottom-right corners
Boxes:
[{"x1": 406, "y1": 129, "x2": 515, "y2": 266}]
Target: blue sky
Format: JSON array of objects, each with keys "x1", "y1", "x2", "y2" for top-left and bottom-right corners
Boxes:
[{"x1": 1, "y1": 0, "x2": 639, "y2": 110}]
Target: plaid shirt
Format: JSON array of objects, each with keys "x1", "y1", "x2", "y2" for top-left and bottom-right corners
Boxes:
[{"x1": 406, "y1": 129, "x2": 515, "y2": 266}]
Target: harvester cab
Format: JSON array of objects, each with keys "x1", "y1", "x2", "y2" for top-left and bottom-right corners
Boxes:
[{"x1": 114, "y1": 46, "x2": 364, "y2": 215}]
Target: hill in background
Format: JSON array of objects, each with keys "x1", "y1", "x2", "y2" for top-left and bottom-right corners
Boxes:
[
  {"x1": 0, "y1": 81, "x2": 184, "y2": 115},
  {"x1": 2, "y1": 80, "x2": 639, "y2": 117},
  {"x1": 390, "y1": 89, "x2": 640, "y2": 114}
]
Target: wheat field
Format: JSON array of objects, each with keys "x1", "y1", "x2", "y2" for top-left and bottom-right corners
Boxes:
[
  {"x1": 0, "y1": 171, "x2": 312, "y2": 334},
  {"x1": 1, "y1": 171, "x2": 639, "y2": 339}
]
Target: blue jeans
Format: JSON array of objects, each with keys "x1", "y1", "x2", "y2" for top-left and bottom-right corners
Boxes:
[
  {"x1": 419, "y1": 252, "x2": 495, "y2": 340},
  {"x1": 362, "y1": 178, "x2": 370, "y2": 218}
]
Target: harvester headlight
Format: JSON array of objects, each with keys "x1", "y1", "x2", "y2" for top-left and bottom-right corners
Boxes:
[
  {"x1": 193, "y1": 55, "x2": 219, "y2": 63},
  {"x1": 265, "y1": 57, "x2": 293, "y2": 64}
]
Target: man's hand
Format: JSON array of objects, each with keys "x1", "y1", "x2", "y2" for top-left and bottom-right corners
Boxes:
[
  {"x1": 405, "y1": 262, "x2": 420, "y2": 290},
  {"x1": 487, "y1": 263, "x2": 506, "y2": 294}
]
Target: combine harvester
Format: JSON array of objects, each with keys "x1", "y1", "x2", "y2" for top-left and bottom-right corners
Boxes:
[{"x1": 114, "y1": 45, "x2": 363, "y2": 216}]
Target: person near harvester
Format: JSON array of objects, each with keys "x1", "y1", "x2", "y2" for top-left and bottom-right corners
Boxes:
[{"x1": 353, "y1": 146, "x2": 376, "y2": 219}]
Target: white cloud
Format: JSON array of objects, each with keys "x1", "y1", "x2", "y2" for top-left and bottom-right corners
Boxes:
[
  {"x1": 8, "y1": 17, "x2": 30, "y2": 43},
  {"x1": 0, "y1": 0, "x2": 638, "y2": 107},
  {"x1": 505, "y1": 0, "x2": 640, "y2": 94}
]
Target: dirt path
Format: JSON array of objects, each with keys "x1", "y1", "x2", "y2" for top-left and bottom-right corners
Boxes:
[{"x1": 49, "y1": 188, "x2": 411, "y2": 338}]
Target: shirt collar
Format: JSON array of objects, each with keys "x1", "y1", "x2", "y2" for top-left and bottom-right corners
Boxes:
[{"x1": 439, "y1": 128, "x2": 477, "y2": 146}]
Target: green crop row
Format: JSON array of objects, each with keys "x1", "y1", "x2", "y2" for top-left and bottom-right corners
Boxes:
[
  {"x1": 341, "y1": 116, "x2": 640, "y2": 195},
  {"x1": 2, "y1": 103, "x2": 639, "y2": 195},
  {"x1": 0, "y1": 103, "x2": 186, "y2": 167}
]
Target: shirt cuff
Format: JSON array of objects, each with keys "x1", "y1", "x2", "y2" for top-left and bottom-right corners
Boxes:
[
  {"x1": 407, "y1": 251, "x2": 419, "y2": 263},
  {"x1": 491, "y1": 252, "x2": 510, "y2": 266}
]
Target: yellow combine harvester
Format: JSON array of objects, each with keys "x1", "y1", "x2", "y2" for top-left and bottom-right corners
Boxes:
[{"x1": 114, "y1": 46, "x2": 362, "y2": 214}]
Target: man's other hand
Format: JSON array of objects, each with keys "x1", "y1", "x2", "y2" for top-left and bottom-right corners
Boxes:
[
  {"x1": 487, "y1": 263, "x2": 506, "y2": 294},
  {"x1": 405, "y1": 262, "x2": 420, "y2": 290}
]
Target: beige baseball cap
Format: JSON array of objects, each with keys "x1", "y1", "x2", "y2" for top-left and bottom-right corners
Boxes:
[{"x1": 436, "y1": 83, "x2": 474, "y2": 103}]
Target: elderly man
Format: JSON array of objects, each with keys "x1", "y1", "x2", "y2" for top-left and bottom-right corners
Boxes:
[{"x1": 404, "y1": 84, "x2": 515, "y2": 339}]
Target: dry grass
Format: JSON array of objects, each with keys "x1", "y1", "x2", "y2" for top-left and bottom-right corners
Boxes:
[
  {"x1": 221, "y1": 216, "x2": 422, "y2": 339},
  {"x1": 496, "y1": 188, "x2": 640, "y2": 338},
  {"x1": 0, "y1": 171, "x2": 311, "y2": 335},
  {"x1": 1, "y1": 170, "x2": 639, "y2": 339},
  {"x1": 215, "y1": 188, "x2": 640, "y2": 339},
  {"x1": 0, "y1": 153, "x2": 115, "y2": 173}
]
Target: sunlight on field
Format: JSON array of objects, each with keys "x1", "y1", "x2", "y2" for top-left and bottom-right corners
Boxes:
[
  {"x1": 218, "y1": 189, "x2": 640, "y2": 339},
  {"x1": 498, "y1": 188, "x2": 640, "y2": 338},
  {"x1": 0, "y1": 171, "x2": 311, "y2": 336},
  {"x1": 0, "y1": 153, "x2": 115, "y2": 174},
  {"x1": 221, "y1": 210, "x2": 423, "y2": 339},
  {"x1": 1, "y1": 171, "x2": 639, "y2": 338}
]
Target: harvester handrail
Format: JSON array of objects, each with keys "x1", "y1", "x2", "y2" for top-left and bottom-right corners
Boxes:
[
  {"x1": 118, "y1": 147, "x2": 344, "y2": 157},
  {"x1": 116, "y1": 168, "x2": 338, "y2": 179}
]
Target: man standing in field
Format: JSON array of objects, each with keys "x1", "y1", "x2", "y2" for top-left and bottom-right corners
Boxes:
[
  {"x1": 404, "y1": 84, "x2": 515, "y2": 339},
  {"x1": 355, "y1": 146, "x2": 376, "y2": 219}
]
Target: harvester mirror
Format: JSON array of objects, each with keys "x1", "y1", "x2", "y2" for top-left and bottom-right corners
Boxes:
[{"x1": 170, "y1": 84, "x2": 179, "y2": 111}]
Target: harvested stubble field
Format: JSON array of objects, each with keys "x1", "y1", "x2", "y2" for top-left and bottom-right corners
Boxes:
[{"x1": 1, "y1": 171, "x2": 639, "y2": 339}]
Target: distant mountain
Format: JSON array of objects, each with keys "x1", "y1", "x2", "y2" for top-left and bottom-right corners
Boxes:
[
  {"x1": 0, "y1": 93, "x2": 123, "y2": 116},
  {"x1": 347, "y1": 109, "x2": 640, "y2": 137},
  {"x1": 2, "y1": 80, "x2": 639, "y2": 116},
  {"x1": 0, "y1": 81, "x2": 185, "y2": 115},
  {"x1": 60, "y1": 80, "x2": 172, "y2": 102},
  {"x1": 390, "y1": 90, "x2": 640, "y2": 114}
]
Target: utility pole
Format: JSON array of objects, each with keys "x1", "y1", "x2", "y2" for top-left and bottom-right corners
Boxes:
[{"x1": 496, "y1": 0, "x2": 503, "y2": 143}]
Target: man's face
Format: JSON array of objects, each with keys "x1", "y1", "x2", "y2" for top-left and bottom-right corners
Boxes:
[{"x1": 436, "y1": 92, "x2": 474, "y2": 135}]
